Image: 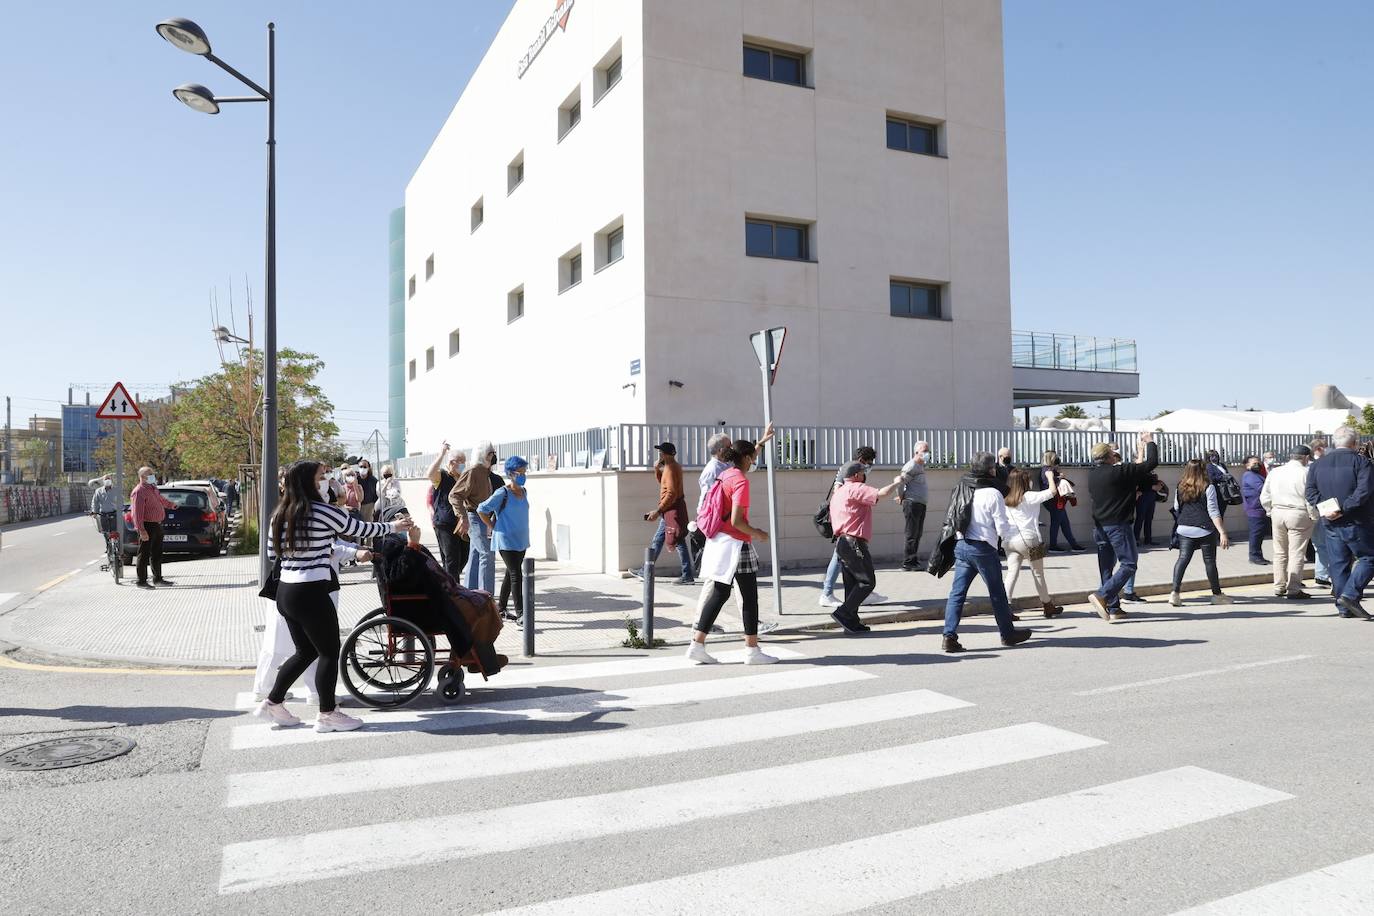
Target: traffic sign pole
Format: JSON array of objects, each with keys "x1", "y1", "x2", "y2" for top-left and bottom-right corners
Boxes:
[
  {"x1": 752, "y1": 328, "x2": 786, "y2": 620},
  {"x1": 115, "y1": 421, "x2": 124, "y2": 550}
]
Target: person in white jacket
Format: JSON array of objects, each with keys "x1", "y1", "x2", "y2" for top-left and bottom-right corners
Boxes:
[{"x1": 1002, "y1": 467, "x2": 1063, "y2": 618}]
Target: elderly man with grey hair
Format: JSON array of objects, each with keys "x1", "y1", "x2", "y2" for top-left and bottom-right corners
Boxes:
[
  {"x1": 1260, "y1": 445, "x2": 1318, "y2": 599},
  {"x1": 1306, "y1": 425, "x2": 1374, "y2": 618},
  {"x1": 940, "y1": 452, "x2": 1032, "y2": 653}
]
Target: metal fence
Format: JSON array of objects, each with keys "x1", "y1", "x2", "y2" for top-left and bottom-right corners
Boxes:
[
  {"x1": 1012, "y1": 331, "x2": 1137, "y2": 374},
  {"x1": 394, "y1": 424, "x2": 1332, "y2": 476}
]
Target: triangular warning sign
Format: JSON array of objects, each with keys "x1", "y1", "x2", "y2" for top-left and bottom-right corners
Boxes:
[{"x1": 95, "y1": 382, "x2": 143, "y2": 420}]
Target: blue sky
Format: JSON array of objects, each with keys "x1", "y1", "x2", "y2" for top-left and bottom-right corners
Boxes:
[{"x1": 1, "y1": 2, "x2": 1370, "y2": 444}]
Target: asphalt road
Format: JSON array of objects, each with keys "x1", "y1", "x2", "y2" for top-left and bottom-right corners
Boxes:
[
  {"x1": 1, "y1": 583, "x2": 1373, "y2": 914},
  {"x1": 0, "y1": 513, "x2": 106, "y2": 606}
]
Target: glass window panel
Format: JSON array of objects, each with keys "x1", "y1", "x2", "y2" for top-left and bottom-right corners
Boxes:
[
  {"x1": 886, "y1": 119, "x2": 907, "y2": 150},
  {"x1": 743, "y1": 46, "x2": 771, "y2": 79},
  {"x1": 570, "y1": 254, "x2": 582, "y2": 285},
  {"x1": 745, "y1": 220, "x2": 774, "y2": 256},
  {"x1": 608, "y1": 227, "x2": 624, "y2": 262},
  {"x1": 568, "y1": 101, "x2": 580, "y2": 127},
  {"x1": 914, "y1": 285, "x2": 939, "y2": 317},
  {"x1": 772, "y1": 53, "x2": 802, "y2": 85},
  {"x1": 909, "y1": 123, "x2": 937, "y2": 155},
  {"x1": 774, "y1": 224, "x2": 804, "y2": 259},
  {"x1": 889, "y1": 282, "x2": 911, "y2": 315},
  {"x1": 607, "y1": 57, "x2": 622, "y2": 87}
]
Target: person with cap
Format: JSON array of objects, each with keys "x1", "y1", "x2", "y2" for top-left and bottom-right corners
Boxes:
[
  {"x1": 1260, "y1": 444, "x2": 1318, "y2": 599},
  {"x1": 1086, "y1": 431, "x2": 1158, "y2": 621},
  {"x1": 819, "y1": 446, "x2": 889, "y2": 608},
  {"x1": 89, "y1": 475, "x2": 119, "y2": 550},
  {"x1": 827, "y1": 460, "x2": 900, "y2": 633},
  {"x1": 939, "y1": 452, "x2": 1032, "y2": 653},
  {"x1": 478, "y1": 455, "x2": 531, "y2": 623},
  {"x1": 631, "y1": 441, "x2": 694, "y2": 585},
  {"x1": 1305, "y1": 425, "x2": 1374, "y2": 619}
]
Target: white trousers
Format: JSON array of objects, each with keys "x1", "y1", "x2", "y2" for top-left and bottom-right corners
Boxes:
[{"x1": 1003, "y1": 533, "x2": 1051, "y2": 603}]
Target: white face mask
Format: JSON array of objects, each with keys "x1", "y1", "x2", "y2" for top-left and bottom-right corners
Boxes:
[
  {"x1": 144, "y1": 475, "x2": 157, "y2": 486},
  {"x1": 318, "y1": 480, "x2": 330, "y2": 500},
  {"x1": 359, "y1": 467, "x2": 370, "y2": 477}
]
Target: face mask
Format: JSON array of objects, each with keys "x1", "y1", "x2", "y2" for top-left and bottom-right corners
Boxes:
[
  {"x1": 359, "y1": 467, "x2": 369, "y2": 477},
  {"x1": 144, "y1": 475, "x2": 157, "y2": 486},
  {"x1": 514, "y1": 474, "x2": 527, "y2": 487},
  {"x1": 318, "y1": 480, "x2": 330, "y2": 500},
  {"x1": 346, "y1": 475, "x2": 357, "y2": 483}
]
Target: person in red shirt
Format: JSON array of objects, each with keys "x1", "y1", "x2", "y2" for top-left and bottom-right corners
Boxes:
[
  {"x1": 130, "y1": 466, "x2": 176, "y2": 589},
  {"x1": 828, "y1": 461, "x2": 900, "y2": 633}
]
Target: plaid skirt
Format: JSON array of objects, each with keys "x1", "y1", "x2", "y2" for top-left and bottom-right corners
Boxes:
[{"x1": 737, "y1": 540, "x2": 760, "y2": 575}]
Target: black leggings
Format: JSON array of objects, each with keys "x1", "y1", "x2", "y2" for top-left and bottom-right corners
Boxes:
[
  {"x1": 1172, "y1": 532, "x2": 1221, "y2": 595},
  {"x1": 695, "y1": 571, "x2": 759, "y2": 637},
  {"x1": 499, "y1": 549, "x2": 526, "y2": 614},
  {"x1": 269, "y1": 580, "x2": 341, "y2": 712}
]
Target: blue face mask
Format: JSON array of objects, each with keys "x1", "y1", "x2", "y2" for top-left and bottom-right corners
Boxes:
[{"x1": 514, "y1": 474, "x2": 527, "y2": 487}]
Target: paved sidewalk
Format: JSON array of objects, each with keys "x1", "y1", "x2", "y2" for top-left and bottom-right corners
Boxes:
[{"x1": 0, "y1": 535, "x2": 1301, "y2": 666}]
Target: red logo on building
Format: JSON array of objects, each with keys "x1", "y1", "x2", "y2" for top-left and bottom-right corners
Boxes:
[{"x1": 556, "y1": 0, "x2": 571, "y2": 31}]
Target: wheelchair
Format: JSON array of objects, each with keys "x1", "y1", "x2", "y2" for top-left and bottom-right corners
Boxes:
[{"x1": 340, "y1": 591, "x2": 494, "y2": 709}]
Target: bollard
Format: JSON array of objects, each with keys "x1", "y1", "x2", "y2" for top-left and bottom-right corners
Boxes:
[
  {"x1": 641, "y1": 548, "x2": 655, "y2": 646},
  {"x1": 522, "y1": 557, "x2": 535, "y2": 657}
]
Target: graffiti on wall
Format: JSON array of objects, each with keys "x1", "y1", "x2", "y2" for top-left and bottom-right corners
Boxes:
[{"x1": 0, "y1": 486, "x2": 82, "y2": 525}]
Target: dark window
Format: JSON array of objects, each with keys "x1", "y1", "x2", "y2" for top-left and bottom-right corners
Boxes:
[
  {"x1": 408, "y1": 359, "x2": 416, "y2": 381},
  {"x1": 569, "y1": 254, "x2": 582, "y2": 286},
  {"x1": 407, "y1": 276, "x2": 416, "y2": 298},
  {"x1": 568, "y1": 100, "x2": 580, "y2": 129},
  {"x1": 746, "y1": 219, "x2": 809, "y2": 261},
  {"x1": 743, "y1": 44, "x2": 804, "y2": 86},
  {"x1": 887, "y1": 118, "x2": 938, "y2": 156},
  {"x1": 425, "y1": 347, "x2": 435, "y2": 371},
  {"x1": 471, "y1": 199, "x2": 483, "y2": 231},
  {"x1": 449, "y1": 329, "x2": 460, "y2": 357},
  {"x1": 508, "y1": 289, "x2": 524, "y2": 323},
  {"x1": 607, "y1": 226, "x2": 624, "y2": 263},
  {"x1": 890, "y1": 280, "x2": 942, "y2": 319},
  {"x1": 425, "y1": 255, "x2": 435, "y2": 280},
  {"x1": 606, "y1": 57, "x2": 622, "y2": 89}
]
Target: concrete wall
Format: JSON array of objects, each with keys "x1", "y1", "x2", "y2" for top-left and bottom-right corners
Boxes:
[{"x1": 400, "y1": 461, "x2": 1251, "y2": 576}]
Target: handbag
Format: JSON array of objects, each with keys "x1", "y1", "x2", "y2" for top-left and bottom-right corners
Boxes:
[
  {"x1": 257, "y1": 558, "x2": 281, "y2": 600},
  {"x1": 1028, "y1": 541, "x2": 1047, "y2": 561}
]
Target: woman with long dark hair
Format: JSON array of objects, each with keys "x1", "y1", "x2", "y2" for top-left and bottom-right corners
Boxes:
[
  {"x1": 1168, "y1": 459, "x2": 1231, "y2": 607},
  {"x1": 255, "y1": 459, "x2": 413, "y2": 732}
]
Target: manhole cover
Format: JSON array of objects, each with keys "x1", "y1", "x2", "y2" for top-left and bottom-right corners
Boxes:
[{"x1": 0, "y1": 736, "x2": 136, "y2": 771}]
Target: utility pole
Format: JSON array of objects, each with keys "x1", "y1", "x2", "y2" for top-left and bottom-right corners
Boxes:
[{"x1": 3, "y1": 396, "x2": 11, "y2": 481}]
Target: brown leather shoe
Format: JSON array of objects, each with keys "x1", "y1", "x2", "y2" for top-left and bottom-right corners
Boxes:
[
  {"x1": 942, "y1": 635, "x2": 965, "y2": 653},
  {"x1": 1042, "y1": 601, "x2": 1063, "y2": 618}
]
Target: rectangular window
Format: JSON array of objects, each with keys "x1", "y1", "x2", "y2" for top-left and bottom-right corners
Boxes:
[
  {"x1": 743, "y1": 43, "x2": 805, "y2": 86},
  {"x1": 595, "y1": 43, "x2": 623, "y2": 102},
  {"x1": 408, "y1": 359, "x2": 416, "y2": 381},
  {"x1": 886, "y1": 116, "x2": 940, "y2": 156},
  {"x1": 889, "y1": 280, "x2": 942, "y2": 319},
  {"x1": 559, "y1": 87, "x2": 582, "y2": 140},
  {"x1": 407, "y1": 275, "x2": 416, "y2": 299},
  {"x1": 570, "y1": 254, "x2": 582, "y2": 286},
  {"x1": 595, "y1": 217, "x2": 625, "y2": 271},
  {"x1": 607, "y1": 226, "x2": 624, "y2": 264},
  {"x1": 448, "y1": 329, "x2": 460, "y2": 357},
  {"x1": 745, "y1": 218, "x2": 810, "y2": 261},
  {"x1": 508, "y1": 286, "x2": 525, "y2": 323},
  {"x1": 425, "y1": 347, "x2": 435, "y2": 371},
  {"x1": 508, "y1": 152, "x2": 525, "y2": 194},
  {"x1": 425, "y1": 254, "x2": 435, "y2": 280},
  {"x1": 471, "y1": 197, "x2": 483, "y2": 232},
  {"x1": 559, "y1": 246, "x2": 583, "y2": 292}
]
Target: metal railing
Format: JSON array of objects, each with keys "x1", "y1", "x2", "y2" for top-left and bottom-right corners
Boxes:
[
  {"x1": 1012, "y1": 331, "x2": 1137, "y2": 374},
  {"x1": 394, "y1": 424, "x2": 1331, "y2": 475}
]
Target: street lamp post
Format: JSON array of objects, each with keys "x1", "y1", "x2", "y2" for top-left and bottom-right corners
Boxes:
[{"x1": 158, "y1": 17, "x2": 277, "y2": 586}]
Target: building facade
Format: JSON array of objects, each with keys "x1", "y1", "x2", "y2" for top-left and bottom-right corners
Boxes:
[{"x1": 401, "y1": 0, "x2": 1012, "y2": 449}]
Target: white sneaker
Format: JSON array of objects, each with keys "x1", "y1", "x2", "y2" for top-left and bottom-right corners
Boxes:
[
  {"x1": 684, "y1": 642, "x2": 719, "y2": 665},
  {"x1": 1211, "y1": 594, "x2": 1234, "y2": 605},
  {"x1": 818, "y1": 593, "x2": 841, "y2": 608},
  {"x1": 253, "y1": 699, "x2": 301, "y2": 728},
  {"x1": 1169, "y1": 592, "x2": 1183, "y2": 607},
  {"x1": 315, "y1": 710, "x2": 364, "y2": 733},
  {"x1": 863, "y1": 592, "x2": 889, "y2": 605},
  {"x1": 744, "y1": 646, "x2": 779, "y2": 665}
]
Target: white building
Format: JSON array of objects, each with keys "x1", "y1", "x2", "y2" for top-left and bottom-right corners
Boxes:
[
  {"x1": 400, "y1": 0, "x2": 1016, "y2": 449},
  {"x1": 1118, "y1": 385, "x2": 1373, "y2": 437}
]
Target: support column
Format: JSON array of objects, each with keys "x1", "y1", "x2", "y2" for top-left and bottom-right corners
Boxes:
[{"x1": 1109, "y1": 399, "x2": 1117, "y2": 432}]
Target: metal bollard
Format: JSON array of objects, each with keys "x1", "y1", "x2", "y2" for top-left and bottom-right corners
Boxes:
[
  {"x1": 641, "y1": 547, "x2": 655, "y2": 646},
  {"x1": 522, "y1": 557, "x2": 535, "y2": 657}
]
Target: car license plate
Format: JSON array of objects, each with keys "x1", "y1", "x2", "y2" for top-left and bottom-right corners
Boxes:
[{"x1": 164, "y1": 535, "x2": 188, "y2": 543}]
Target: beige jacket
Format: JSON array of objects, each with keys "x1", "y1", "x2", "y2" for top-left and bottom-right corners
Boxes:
[{"x1": 1259, "y1": 460, "x2": 1318, "y2": 519}]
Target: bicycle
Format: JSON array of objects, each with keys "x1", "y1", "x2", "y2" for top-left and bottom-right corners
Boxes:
[{"x1": 95, "y1": 512, "x2": 123, "y2": 584}]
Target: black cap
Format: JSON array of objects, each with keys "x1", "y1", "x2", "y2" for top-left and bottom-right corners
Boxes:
[{"x1": 654, "y1": 442, "x2": 676, "y2": 455}]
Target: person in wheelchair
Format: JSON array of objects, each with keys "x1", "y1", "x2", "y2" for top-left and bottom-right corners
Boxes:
[{"x1": 374, "y1": 506, "x2": 508, "y2": 678}]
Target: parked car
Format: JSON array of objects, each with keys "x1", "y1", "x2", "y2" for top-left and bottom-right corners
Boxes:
[
  {"x1": 169, "y1": 478, "x2": 228, "y2": 503},
  {"x1": 122, "y1": 485, "x2": 227, "y2": 560}
]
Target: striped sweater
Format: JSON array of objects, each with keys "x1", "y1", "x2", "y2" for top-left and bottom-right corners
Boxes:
[{"x1": 268, "y1": 502, "x2": 391, "y2": 583}]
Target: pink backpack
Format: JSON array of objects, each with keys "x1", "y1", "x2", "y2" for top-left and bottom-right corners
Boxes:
[{"x1": 697, "y1": 469, "x2": 741, "y2": 539}]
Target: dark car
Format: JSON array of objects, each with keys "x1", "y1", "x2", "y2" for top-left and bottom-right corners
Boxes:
[{"x1": 122, "y1": 486, "x2": 228, "y2": 561}]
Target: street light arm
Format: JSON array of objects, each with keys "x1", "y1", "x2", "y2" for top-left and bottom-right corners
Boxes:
[
  {"x1": 205, "y1": 52, "x2": 270, "y2": 100},
  {"x1": 213, "y1": 96, "x2": 268, "y2": 104}
]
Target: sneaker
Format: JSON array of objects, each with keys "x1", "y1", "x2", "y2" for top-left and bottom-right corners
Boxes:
[
  {"x1": 1211, "y1": 594, "x2": 1234, "y2": 605},
  {"x1": 743, "y1": 646, "x2": 779, "y2": 665},
  {"x1": 863, "y1": 591, "x2": 888, "y2": 606},
  {"x1": 1249, "y1": 559, "x2": 1268, "y2": 566},
  {"x1": 900, "y1": 563, "x2": 921, "y2": 572},
  {"x1": 818, "y1": 593, "x2": 841, "y2": 608},
  {"x1": 1337, "y1": 596, "x2": 1373, "y2": 620},
  {"x1": 254, "y1": 699, "x2": 302, "y2": 728},
  {"x1": 315, "y1": 710, "x2": 364, "y2": 733},
  {"x1": 1169, "y1": 592, "x2": 1183, "y2": 607},
  {"x1": 1109, "y1": 610, "x2": 1128, "y2": 621},
  {"x1": 1088, "y1": 593, "x2": 1111, "y2": 621},
  {"x1": 756, "y1": 620, "x2": 780, "y2": 635},
  {"x1": 628, "y1": 566, "x2": 645, "y2": 579},
  {"x1": 1122, "y1": 592, "x2": 1146, "y2": 603},
  {"x1": 152, "y1": 578, "x2": 175, "y2": 586},
  {"x1": 830, "y1": 611, "x2": 867, "y2": 634},
  {"x1": 1285, "y1": 590, "x2": 1311, "y2": 600},
  {"x1": 685, "y1": 642, "x2": 719, "y2": 665},
  {"x1": 136, "y1": 581, "x2": 155, "y2": 590},
  {"x1": 671, "y1": 576, "x2": 695, "y2": 586},
  {"x1": 1315, "y1": 577, "x2": 1332, "y2": 588}
]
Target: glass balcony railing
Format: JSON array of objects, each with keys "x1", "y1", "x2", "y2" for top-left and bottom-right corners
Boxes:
[{"x1": 1011, "y1": 331, "x2": 1137, "y2": 373}]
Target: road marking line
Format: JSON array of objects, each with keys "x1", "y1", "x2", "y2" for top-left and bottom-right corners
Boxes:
[
  {"x1": 34, "y1": 570, "x2": 81, "y2": 592},
  {"x1": 0, "y1": 654, "x2": 249, "y2": 676},
  {"x1": 224, "y1": 689, "x2": 973, "y2": 808},
  {"x1": 1074, "y1": 655, "x2": 1312, "y2": 696},
  {"x1": 0, "y1": 593, "x2": 17, "y2": 606},
  {"x1": 477, "y1": 767, "x2": 1292, "y2": 916},
  {"x1": 218, "y1": 722, "x2": 1103, "y2": 893},
  {"x1": 85, "y1": 558, "x2": 100, "y2": 566},
  {"x1": 1169, "y1": 852, "x2": 1374, "y2": 914},
  {"x1": 228, "y1": 666, "x2": 878, "y2": 750},
  {"x1": 51, "y1": 531, "x2": 66, "y2": 537}
]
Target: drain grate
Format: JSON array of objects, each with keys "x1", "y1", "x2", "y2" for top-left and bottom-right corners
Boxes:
[{"x1": 0, "y1": 736, "x2": 137, "y2": 771}]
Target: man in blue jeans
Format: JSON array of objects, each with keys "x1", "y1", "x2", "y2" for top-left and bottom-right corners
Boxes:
[
  {"x1": 1305, "y1": 426, "x2": 1374, "y2": 619},
  {"x1": 1086, "y1": 431, "x2": 1158, "y2": 621},
  {"x1": 941, "y1": 452, "x2": 1032, "y2": 653}
]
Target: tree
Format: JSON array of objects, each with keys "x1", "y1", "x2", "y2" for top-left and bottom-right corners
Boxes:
[
  {"x1": 1149, "y1": 409, "x2": 1174, "y2": 420},
  {"x1": 93, "y1": 401, "x2": 184, "y2": 483},
  {"x1": 1347, "y1": 404, "x2": 1374, "y2": 436},
  {"x1": 1056, "y1": 405, "x2": 1088, "y2": 419}
]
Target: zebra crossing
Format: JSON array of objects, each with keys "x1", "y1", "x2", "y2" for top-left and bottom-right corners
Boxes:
[{"x1": 213, "y1": 646, "x2": 1365, "y2": 911}]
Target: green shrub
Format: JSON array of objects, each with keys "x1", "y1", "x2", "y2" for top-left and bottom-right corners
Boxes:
[{"x1": 233, "y1": 519, "x2": 259, "y2": 555}]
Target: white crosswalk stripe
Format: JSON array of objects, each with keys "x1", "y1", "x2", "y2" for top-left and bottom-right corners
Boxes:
[
  {"x1": 477, "y1": 768, "x2": 1292, "y2": 916},
  {"x1": 224, "y1": 688, "x2": 973, "y2": 808},
  {"x1": 218, "y1": 721, "x2": 1103, "y2": 893},
  {"x1": 228, "y1": 665, "x2": 876, "y2": 750},
  {"x1": 1170, "y1": 852, "x2": 1374, "y2": 914}
]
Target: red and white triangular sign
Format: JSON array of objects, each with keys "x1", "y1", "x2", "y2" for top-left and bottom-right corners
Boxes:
[{"x1": 95, "y1": 382, "x2": 143, "y2": 420}]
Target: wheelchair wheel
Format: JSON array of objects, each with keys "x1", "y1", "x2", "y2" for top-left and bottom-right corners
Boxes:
[
  {"x1": 341, "y1": 615, "x2": 433, "y2": 708},
  {"x1": 434, "y1": 664, "x2": 465, "y2": 704}
]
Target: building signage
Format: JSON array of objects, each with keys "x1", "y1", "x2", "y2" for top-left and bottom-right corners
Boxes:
[
  {"x1": 517, "y1": 0, "x2": 575, "y2": 78},
  {"x1": 629, "y1": 359, "x2": 641, "y2": 376}
]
